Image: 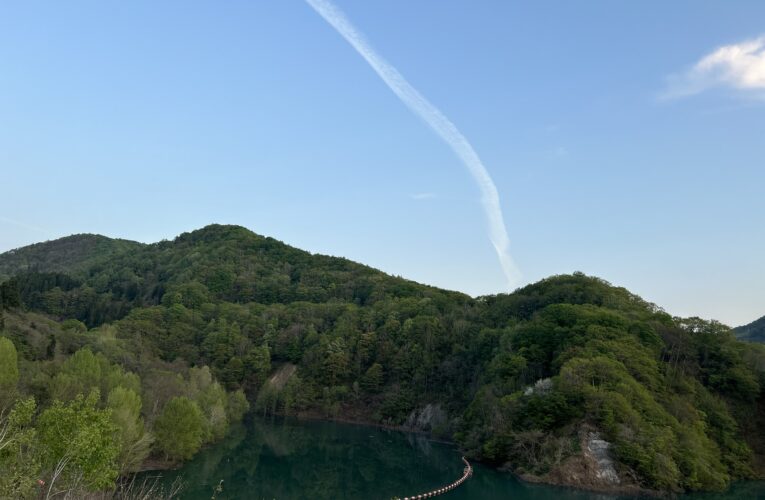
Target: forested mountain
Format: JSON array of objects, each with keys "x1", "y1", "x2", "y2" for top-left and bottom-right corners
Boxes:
[
  {"x1": 1, "y1": 224, "x2": 764, "y2": 497},
  {"x1": 0, "y1": 225, "x2": 449, "y2": 328},
  {"x1": 0, "y1": 233, "x2": 142, "y2": 282},
  {"x1": 736, "y1": 315, "x2": 765, "y2": 343}
]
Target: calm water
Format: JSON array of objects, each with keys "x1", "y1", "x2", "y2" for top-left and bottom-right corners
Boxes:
[{"x1": 143, "y1": 417, "x2": 765, "y2": 499}]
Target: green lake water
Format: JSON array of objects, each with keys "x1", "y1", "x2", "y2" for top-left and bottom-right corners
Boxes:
[{"x1": 143, "y1": 417, "x2": 765, "y2": 499}]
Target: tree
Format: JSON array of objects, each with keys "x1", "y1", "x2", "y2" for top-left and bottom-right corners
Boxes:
[
  {"x1": 323, "y1": 339, "x2": 349, "y2": 386},
  {"x1": 0, "y1": 280, "x2": 20, "y2": 310},
  {"x1": 107, "y1": 387, "x2": 152, "y2": 474},
  {"x1": 360, "y1": 363, "x2": 383, "y2": 393},
  {"x1": 51, "y1": 347, "x2": 141, "y2": 403},
  {"x1": 0, "y1": 397, "x2": 39, "y2": 498},
  {"x1": 50, "y1": 348, "x2": 101, "y2": 401},
  {"x1": 193, "y1": 379, "x2": 229, "y2": 443},
  {"x1": 36, "y1": 391, "x2": 119, "y2": 492},
  {"x1": 153, "y1": 396, "x2": 204, "y2": 461},
  {"x1": 281, "y1": 375, "x2": 316, "y2": 415},
  {"x1": 220, "y1": 356, "x2": 245, "y2": 389},
  {"x1": 0, "y1": 337, "x2": 19, "y2": 405},
  {"x1": 61, "y1": 319, "x2": 87, "y2": 333},
  {"x1": 225, "y1": 390, "x2": 249, "y2": 423},
  {"x1": 245, "y1": 345, "x2": 271, "y2": 388}
]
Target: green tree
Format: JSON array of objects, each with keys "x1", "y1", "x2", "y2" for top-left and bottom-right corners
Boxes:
[
  {"x1": 36, "y1": 391, "x2": 119, "y2": 491},
  {"x1": 154, "y1": 396, "x2": 204, "y2": 461},
  {"x1": 225, "y1": 390, "x2": 249, "y2": 423},
  {"x1": 245, "y1": 345, "x2": 271, "y2": 388},
  {"x1": 61, "y1": 319, "x2": 87, "y2": 333},
  {"x1": 360, "y1": 363, "x2": 383, "y2": 393},
  {"x1": 0, "y1": 280, "x2": 21, "y2": 310},
  {"x1": 51, "y1": 347, "x2": 141, "y2": 403},
  {"x1": 281, "y1": 375, "x2": 316, "y2": 415},
  {"x1": 0, "y1": 397, "x2": 39, "y2": 499},
  {"x1": 0, "y1": 337, "x2": 19, "y2": 405},
  {"x1": 50, "y1": 348, "x2": 101, "y2": 401},
  {"x1": 220, "y1": 356, "x2": 245, "y2": 389},
  {"x1": 193, "y1": 378, "x2": 229, "y2": 443},
  {"x1": 107, "y1": 386, "x2": 152, "y2": 473},
  {"x1": 324, "y1": 339, "x2": 349, "y2": 385}
]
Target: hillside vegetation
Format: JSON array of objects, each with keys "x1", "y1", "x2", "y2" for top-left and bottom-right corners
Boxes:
[
  {"x1": 735, "y1": 315, "x2": 765, "y2": 343},
  {"x1": 0, "y1": 234, "x2": 141, "y2": 282},
  {"x1": 1, "y1": 224, "x2": 763, "y2": 496}
]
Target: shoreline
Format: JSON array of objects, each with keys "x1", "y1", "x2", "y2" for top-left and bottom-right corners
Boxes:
[
  {"x1": 289, "y1": 409, "x2": 456, "y2": 445},
  {"x1": 136, "y1": 411, "x2": 754, "y2": 498},
  {"x1": 287, "y1": 411, "x2": 661, "y2": 496}
]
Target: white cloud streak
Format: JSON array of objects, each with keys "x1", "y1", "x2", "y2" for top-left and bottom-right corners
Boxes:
[
  {"x1": 410, "y1": 192, "x2": 437, "y2": 201},
  {"x1": 305, "y1": 0, "x2": 521, "y2": 288},
  {"x1": 663, "y1": 35, "x2": 765, "y2": 99}
]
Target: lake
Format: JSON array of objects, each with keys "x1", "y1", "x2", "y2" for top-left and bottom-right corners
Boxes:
[{"x1": 142, "y1": 417, "x2": 765, "y2": 499}]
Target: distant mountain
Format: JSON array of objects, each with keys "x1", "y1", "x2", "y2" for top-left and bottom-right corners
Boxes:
[
  {"x1": 0, "y1": 233, "x2": 142, "y2": 281},
  {"x1": 0, "y1": 224, "x2": 451, "y2": 326},
  {"x1": 1, "y1": 224, "x2": 764, "y2": 495},
  {"x1": 736, "y1": 315, "x2": 765, "y2": 343}
]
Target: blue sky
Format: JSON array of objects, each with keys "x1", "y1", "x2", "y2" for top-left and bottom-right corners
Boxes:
[{"x1": 1, "y1": 1, "x2": 763, "y2": 326}]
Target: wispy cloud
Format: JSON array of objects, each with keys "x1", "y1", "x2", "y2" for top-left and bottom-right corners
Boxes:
[
  {"x1": 305, "y1": 0, "x2": 521, "y2": 288},
  {"x1": 410, "y1": 192, "x2": 437, "y2": 201},
  {"x1": 662, "y1": 35, "x2": 765, "y2": 99}
]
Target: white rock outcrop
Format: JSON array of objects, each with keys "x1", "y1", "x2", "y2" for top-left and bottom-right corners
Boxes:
[{"x1": 586, "y1": 432, "x2": 620, "y2": 485}]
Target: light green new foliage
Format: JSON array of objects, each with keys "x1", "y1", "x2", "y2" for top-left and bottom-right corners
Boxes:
[
  {"x1": 198, "y1": 382, "x2": 229, "y2": 442},
  {"x1": 226, "y1": 389, "x2": 250, "y2": 423},
  {"x1": 207, "y1": 402, "x2": 228, "y2": 441},
  {"x1": 188, "y1": 365, "x2": 230, "y2": 442},
  {"x1": 103, "y1": 363, "x2": 141, "y2": 396},
  {"x1": 3, "y1": 230, "x2": 763, "y2": 494},
  {"x1": 51, "y1": 347, "x2": 142, "y2": 403},
  {"x1": 0, "y1": 337, "x2": 19, "y2": 404},
  {"x1": 154, "y1": 396, "x2": 205, "y2": 461},
  {"x1": 558, "y1": 354, "x2": 729, "y2": 491},
  {"x1": 51, "y1": 348, "x2": 101, "y2": 401},
  {"x1": 107, "y1": 386, "x2": 152, "y2": 474},
  {"x1": 188, "y1": 365, "x2": 214, "y2": 393},
  {"x1": 0, "y1": 397, "x2": 39, "y2": 499},
  {"x1": 36, "y1": 391, "x2": 119, "y2": 491}
]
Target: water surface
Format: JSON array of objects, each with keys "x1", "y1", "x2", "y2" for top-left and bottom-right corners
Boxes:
[{"x1": 145, "y1": 417, "x2": 765, "y2": 499}]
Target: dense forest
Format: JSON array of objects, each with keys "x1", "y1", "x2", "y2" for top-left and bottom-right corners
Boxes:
[
  {"x1": 1, "y1": 224, "x2": 763, "y2": 497},
  {"x1": 735, "y1": 315, "x2": 765, "y2": 343}
]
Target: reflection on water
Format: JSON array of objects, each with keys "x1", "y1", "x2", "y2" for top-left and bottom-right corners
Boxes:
[{"x1": 142, "y1": 417, "x2": 765, "y2": 500}]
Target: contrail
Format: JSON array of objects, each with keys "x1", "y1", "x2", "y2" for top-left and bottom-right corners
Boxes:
[{"x1": 305, "y1": 0, "x2": 521, "y2": 288}]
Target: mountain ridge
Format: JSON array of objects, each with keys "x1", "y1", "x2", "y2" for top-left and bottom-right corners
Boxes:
[
  {"x1": 0, "y1": 233, "x2": 143, "y2": 281},
  {"x1": 736, "y1": 315, "x2": 765, "y2": 343},
  {"x1": 1, "y1": 223, "x2": 763, "y2": 495}
]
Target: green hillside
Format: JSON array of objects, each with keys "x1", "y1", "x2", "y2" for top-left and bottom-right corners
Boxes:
[
  {"x1": 0, "y1": 233, "x2": 142, "y2": 282},
  {"x1": 735, "y1": 315, "x2": 765, "y2": 343},
  {"x1": 1, "y1": 225, "x2": 449, "y2": 327},
  {"x1": 1, "y1": 224, "x2": 763, "y2": 496}
]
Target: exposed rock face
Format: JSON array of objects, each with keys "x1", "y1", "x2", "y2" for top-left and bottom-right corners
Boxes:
[
  {"x1": 404, "y1": 404, "x2": 447, "y2": 434},
  {"x1": 265, "y1": 363, "x2": 296, "y2": 391},
  {"x1": 585, "y1": 432, "x2": 620, "y2": 485},
  {"x1": 539, "y1": 426, "x2": 639, "y2": 494}
]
